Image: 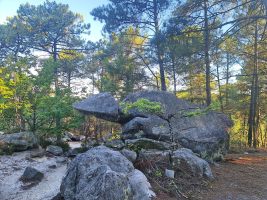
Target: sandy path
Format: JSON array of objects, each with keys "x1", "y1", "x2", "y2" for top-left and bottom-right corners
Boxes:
[{"x1": 0, "y1": 151, "x2": 67, "y2": 200}]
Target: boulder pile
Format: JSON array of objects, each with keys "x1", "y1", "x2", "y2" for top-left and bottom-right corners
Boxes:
[{"x1": 74, "y1": 90, "x2": 232, "y2": 161}]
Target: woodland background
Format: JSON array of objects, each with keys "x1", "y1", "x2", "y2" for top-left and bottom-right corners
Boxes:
[{"x1": 0, "y1": 0, "x2": 267, "y2": 149}]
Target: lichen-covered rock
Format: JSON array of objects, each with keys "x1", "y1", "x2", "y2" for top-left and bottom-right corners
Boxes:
[
  {"x1": 73, "y1": 92, "x2": 120, "y2": 122},
  {"x1": 60, "y1": 146, "x2": 155, "y2": 200},
  {"x1": 172, "y1": 148, "x2": 213, "y2": 179},
  {"x1": 0, "y1": 132, "x2": 38, "y2": 152}
]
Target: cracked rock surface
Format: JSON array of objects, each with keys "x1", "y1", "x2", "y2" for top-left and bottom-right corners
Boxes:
[{"x1": 60, "y1": 146, "x2": 155, "y2": 200}]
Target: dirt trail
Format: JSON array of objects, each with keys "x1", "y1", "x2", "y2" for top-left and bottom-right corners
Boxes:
[{"x1": 197, "y1": 150, "x2": 267, "y2": 200}]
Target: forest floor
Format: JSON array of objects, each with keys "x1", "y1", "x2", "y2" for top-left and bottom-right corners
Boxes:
[
  {"x1": 154, "y1": 149, "x2": 267, "y2": 200},
  {"x1": 1, "y1": 146, "x2": 267, "y2": 200}
]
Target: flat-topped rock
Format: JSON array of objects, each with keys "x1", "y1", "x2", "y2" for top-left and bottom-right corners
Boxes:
[{"x1": 73, "y1": 92, "x2": 120, "y2": 122}]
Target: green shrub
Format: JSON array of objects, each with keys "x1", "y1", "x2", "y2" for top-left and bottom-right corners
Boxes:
[
  {"x1": 0, "y1": 142, "x2": 14, "y2": 155},
  {"x1": 39, "y1": 139, "x2": 53, "y2": 149},
  {"x1": 120, "y1": 98, "x2": 163, "y2": 115}
]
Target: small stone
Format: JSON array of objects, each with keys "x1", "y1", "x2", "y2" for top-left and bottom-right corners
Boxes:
[
  {"x1": 20, "y1": 166, "x2": 44, "y2": 183},
  {"x1": 121, "y1": 149, "x2": 137, "y2": 162},
  {"x1": 30, "y1": 149, "x2": 45, "y2": 158},
  {"x1": 48, "y1": 164, "x2": 57, "y2": 169},
  {"x1": 56, "y1": 157, "x2": 67, "y2": 164},
  {"x1": 165, "y1": 169, "x2": 175, "y2": 178},
  {"x1": 46, "y1": 145, "x2": 63, "y2": 156}
]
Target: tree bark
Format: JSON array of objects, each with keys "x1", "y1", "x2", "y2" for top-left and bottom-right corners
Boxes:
[
  {"x1": 248, "y1": 21, "x2": 258, "y2": 147},
  {"x1": 153, "y1": 0, "x2": 166, "y2": 91},
  {"x1": 216, "y1": 63, "x2": 224, "y2": 112},
  {"x1": 225, "y1": 52, "x2": 230, "y2": 107},
  {"x1": 204, "y1": 0, "x2": 211, "y2": 106},
  {"x1": 171, "y1": 55, "x2": 177, "y2": 94},
  {"x1": 53, "y1": 43, "x2": 61, "y2": 142}
]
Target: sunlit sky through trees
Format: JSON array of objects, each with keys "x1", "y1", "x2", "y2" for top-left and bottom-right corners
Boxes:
[{"x1": 0, "y1": 0, "x2": 107, "y2": 41}]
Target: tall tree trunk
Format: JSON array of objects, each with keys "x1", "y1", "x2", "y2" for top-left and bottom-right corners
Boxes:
[
  {"x1": 242, "y1": 113, "x2": 247, "y2": 148},
  {"x1": 153, "y1": 0, "x2": 166, "y2": 91},
  {"x1": 248, "y1": 21, "x2": 258, "y2": 147},
  {"x1": 225, "y1": 52, "x2": 230, "y2": 107},
  {"x1": 204, "y1": 0, "x2": 211, "y2": 106},
  {"x1": 53, "y1": 43, "x2": 61, "y2": 142}
]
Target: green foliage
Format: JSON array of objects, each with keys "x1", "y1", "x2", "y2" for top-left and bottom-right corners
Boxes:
[
  {"x1": 120, "y1": 98, "x2": 163, "y2": 115},
  {"x1": 39, "y1": 139, "x2": 53, "y2": 149},
  {"x1": 154, "y1": 169, "x2": 163, "y2": 178},
  {"x1": 94, "y1": 27, "x2": 147, "y2": 99},
  {"x1": 0, "y1": 142, "x2": 14, "y2": 155}
]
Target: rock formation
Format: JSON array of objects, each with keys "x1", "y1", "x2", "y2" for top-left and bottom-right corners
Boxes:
[
  {"x1": 74, "y1": 91, "x2": 232, "y2": 161},
  {"x1": 60, "y1": 146, "x2": 155, "y2": 200},
  {"x1": 0, "y1": 132, "x2": 38, "y2": 152}
]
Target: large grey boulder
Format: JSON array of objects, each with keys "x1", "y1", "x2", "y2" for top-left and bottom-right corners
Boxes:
[
  {"x1": 73, "y1": 92, "x2": 120, "y2": 122},
  {"x1": 60, "y1": 146, "x2": 155, "y2": 200},
  {"x1": 171, "y1": 111, "x2": 231, "y2": 161},
  {"x1": 0, "y1": 132, "x2": 38, "y2": 152},
  {"x1": 172, "y1": 148, "x2": 213, "y2": 179}
]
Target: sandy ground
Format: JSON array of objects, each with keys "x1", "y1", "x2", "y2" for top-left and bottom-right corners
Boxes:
[
  {"x1": 0, "y1": 150, "x2": 67, "y2": 200},
  {"x1": 153, "y1": 150, "x2": 267, "y2": 200},
  {"x1": 196, "y1": 151, "x2": 267, "y2": 200},
  {"x1": 2, "y1": 144, "x2": 267, "y2": 200}
]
